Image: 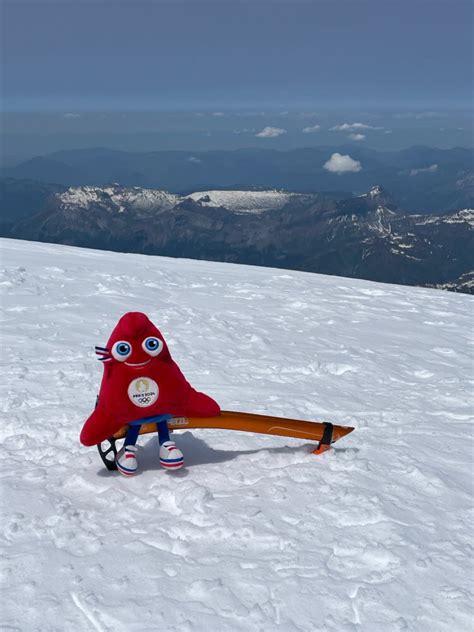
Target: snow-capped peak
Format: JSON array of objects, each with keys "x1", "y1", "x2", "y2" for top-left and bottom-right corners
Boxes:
[
  {"x1": 59, "y1": 185, "x2": 103, "y2": 208},
  {"x1": 57, "y1": 185, "x2": 180, "y2": 213},
  {"x1": 358, "y1": 185, "x2": 386, "y2": 199},
  {"x1": 368, "y1": 185, "x2": 383, "y2": 198}
]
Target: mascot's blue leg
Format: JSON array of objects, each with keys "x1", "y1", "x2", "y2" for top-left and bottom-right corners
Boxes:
[
  {"x1": 124, "y1": 424, "x2": 141, "y2": 447},
  {"x1": 156, "y1": 420, "x2": 170, "y2": 445},
  {"x1": 122, "y1": 416, "x2": 171, "y2": 446},
  {"x1": 116, "y1": 416, "x2": 183, "y2": 471}
]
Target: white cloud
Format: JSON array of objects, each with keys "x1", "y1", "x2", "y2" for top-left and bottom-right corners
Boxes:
[
  {"x1": 63, "y1": 112, "x2": 80, "y2": 119},
  {"x1": 410, "y1": 164, "x2": 438, "y2": 176},
  {"x1": 255, "y1": 126, "x2": 287, "y2": 138},
  {"x1": 302, "y1": 124, "x2": 321, "y2": 134},
  {"x1": 348, "y1": 133, "x2": 365, "y2": 141},
  {"x1": 212, "y1": 112, "x2": 225, "y2": 117},
  {"x1": 188, "y1": 156, "x2": 202, "y2": 164},
  {"x1": 323, "y1": 153, "x2": 362, "y2": 174},
  {"x1": 330, "y1": 122, "x2": 383, "y2": 132}
]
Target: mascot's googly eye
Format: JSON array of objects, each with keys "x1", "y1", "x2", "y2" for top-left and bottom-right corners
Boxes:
[
  {"x1": 111, "y1": 341, "x2": 132, "y2": 361},
  {"x1": 142, "y1": 336, "x2": 164, "y2": 357}
]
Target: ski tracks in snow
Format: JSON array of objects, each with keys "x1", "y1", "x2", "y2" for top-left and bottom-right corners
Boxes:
[{"x1": 1, "y1": 238, "x2": 473, "y2": 631}]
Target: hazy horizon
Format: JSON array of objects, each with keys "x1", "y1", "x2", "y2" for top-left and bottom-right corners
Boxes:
[{"x1": 0, "y1": 107, "x2": 472, "y2": 166}]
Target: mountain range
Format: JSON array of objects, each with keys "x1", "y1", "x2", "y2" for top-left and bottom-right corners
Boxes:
[
  {"x1": 2, "y1": 182, "x2": 472, "y2": 293},
  {"x1": 2, "y1": 145, "x2": 473, "y2": 213}
]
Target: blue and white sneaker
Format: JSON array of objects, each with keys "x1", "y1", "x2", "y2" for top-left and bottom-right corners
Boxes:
[
  {"x1": 159, "y1": 441, "x2": 184, "y2": 470},
  {"x1": 116, "y1": 445, "x2": 138, "y2": 476}
]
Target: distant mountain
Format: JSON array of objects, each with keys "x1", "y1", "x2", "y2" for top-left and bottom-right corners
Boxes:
[
  {"x1": 0, "y1": 178, "x2": 65, "y2": 223},
  {"x1": 2, "y1": 145, "x2": 472, "y2": 213},
  {"x1": 4, "y1": 183, "x2": 473, "y2": 293}
]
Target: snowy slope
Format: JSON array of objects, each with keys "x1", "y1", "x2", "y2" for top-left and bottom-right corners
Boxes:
[{"x1": 1, "y1": 238, "x2": 473, "y2": 632}]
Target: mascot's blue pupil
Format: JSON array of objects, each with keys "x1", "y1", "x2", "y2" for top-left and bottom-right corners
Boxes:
[
  {"x1": 117, "y1": 344, "x2": 130, "y2": 355},
  {"x1": 146, "y1": 339, "x2": 158, "y2": 350}
]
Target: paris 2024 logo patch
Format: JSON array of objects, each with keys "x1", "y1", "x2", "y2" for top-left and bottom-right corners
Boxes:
[{"x1": 127, "y1": 377, "x2": 159, "y2": 407}]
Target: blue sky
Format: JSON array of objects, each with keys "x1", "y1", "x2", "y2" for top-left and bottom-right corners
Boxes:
[{"x1": 2, "y1": 0, "x2": 472, "y2": 111}]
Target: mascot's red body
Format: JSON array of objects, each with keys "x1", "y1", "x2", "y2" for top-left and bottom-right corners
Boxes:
[{"x1": 80, "y1": 312, "x2": 220, "y2": 446}]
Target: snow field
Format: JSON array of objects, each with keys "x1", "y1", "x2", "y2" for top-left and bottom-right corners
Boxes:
[
  {"x1": 185, "y1": 190, "x2": 297, "y2": 213},
  {"x1": 0, "y1": 238, "x2": 473, "y2": 632}
]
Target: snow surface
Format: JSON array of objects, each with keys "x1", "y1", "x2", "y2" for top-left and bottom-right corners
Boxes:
[
  {"x1": 186, "y1": 190, "x2": 297, "y2": 214},
  {"x1": 1, "y1": 238, "x2": 473, "y2": 632}
]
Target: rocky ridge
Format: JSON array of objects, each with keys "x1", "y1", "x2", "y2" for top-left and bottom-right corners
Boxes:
[{"x1": 4, "y1": 184, "x2": 473, "y2": 293}]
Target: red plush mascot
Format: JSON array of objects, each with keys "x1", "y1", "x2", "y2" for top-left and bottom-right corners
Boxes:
[{"x1": 80, "y1": 312, "x2": 220, "y2": 475}]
